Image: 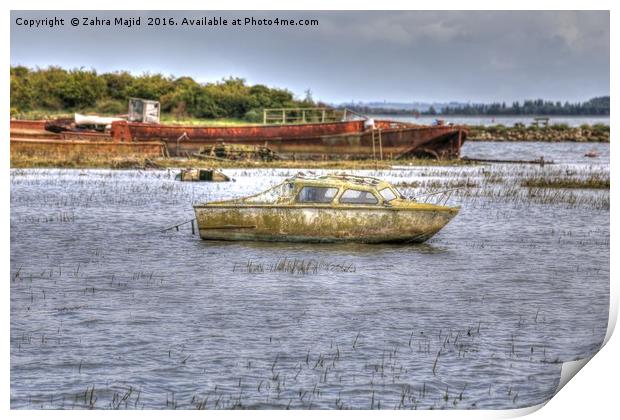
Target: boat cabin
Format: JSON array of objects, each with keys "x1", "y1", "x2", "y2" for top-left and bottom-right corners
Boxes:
[
  {"x1": 176, "y1": 168, "x2": 230, "y2": 182},
  {"x1": 240, "y1": 174, "x2": 404, "y2": 206}
]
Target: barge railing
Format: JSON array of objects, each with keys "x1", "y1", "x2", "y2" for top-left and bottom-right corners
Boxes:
[{"x1": 262, "y1": 107, "x2": 367, "y2": 124}]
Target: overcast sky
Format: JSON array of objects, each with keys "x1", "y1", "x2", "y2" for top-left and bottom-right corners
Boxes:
[{"x1": 10, "y1": 10, "x2": 610, "y2": 104}]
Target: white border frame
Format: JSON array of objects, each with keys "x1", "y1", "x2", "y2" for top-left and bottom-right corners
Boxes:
[{"x1": 3, "y1": 2, "x2": 616, "y2": 419}]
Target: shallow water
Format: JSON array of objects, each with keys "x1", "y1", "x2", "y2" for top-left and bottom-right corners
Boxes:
[
  {"x1": 462, "y1": 141, "x2": 610, "y2": 165},
  {"x1": 10, "y1": 142, "x2": 609, "y2": 409}
]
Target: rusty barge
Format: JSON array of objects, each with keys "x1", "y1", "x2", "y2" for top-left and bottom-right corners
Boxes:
[
  {"x1": 112, "y1": 118, "x2": 465, "y2": 160},
  {"x1": 10, "y1": 104, "x2": 467, "y2": 161}
]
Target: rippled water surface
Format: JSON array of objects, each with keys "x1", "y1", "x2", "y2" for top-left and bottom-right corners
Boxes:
[{"x1": 11, "y1": 142, "x2": 609, "y2": 409}]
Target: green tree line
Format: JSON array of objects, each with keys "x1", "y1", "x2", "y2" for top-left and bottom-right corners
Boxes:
[
  {"x1": 10, "y1": 66, "x2": 315, "y2": 121},
  {"x1": 346, "y1": 96, "x2": 609, "y2": 116},
  {"x1": 437, "y1": 97, "x2": 609, "y2": 116}
]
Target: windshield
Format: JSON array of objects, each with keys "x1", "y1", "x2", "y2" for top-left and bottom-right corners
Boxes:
[
  {"x1": 379, "y1": 187, "x2": 398, "y2": 202},
  {"x1": 242, "y1": 182, "x2": 295, "y2": 204}
]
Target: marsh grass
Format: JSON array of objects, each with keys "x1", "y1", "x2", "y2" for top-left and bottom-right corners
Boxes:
[
  {"x1": 232, "y1": 258, "x2": 356, "y2": 275},
  {"x1": 9, "y1": 162, "x2": 609, "y2": 212},
  {"x1": 10, "y1": 153, "x2": 161, "y2": 169},
  {"x1": 11, "y1": 153, "x2": 471, "y2": 170},
  {"x1": 390, "y1": 164, "x2": 609, "y2": 210},
  {"x1": 521, "y1": 174, "x2": 609, "y2": 189}
]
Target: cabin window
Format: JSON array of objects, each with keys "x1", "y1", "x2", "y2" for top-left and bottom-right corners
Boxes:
[
  {"x1": 379, "y1": 187, "x2": 397, "y2": 202},
  {"x1": 339, "y1": 189, "x2": 378, "y2": 205},
  {"x1": 296, "y1": 186, "x2": 338, "y2": 203},
  {"x1": 199, "y1": 170, "x2": 213, "y2": 181}
]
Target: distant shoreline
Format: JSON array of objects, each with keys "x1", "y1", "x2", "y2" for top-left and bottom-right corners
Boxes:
[
  {"x1": 466, "y1": 124, "x2": 609, "y2": 142},
  {"x1": 367, "y1": 113, "x2": 610, "y2": 118}
]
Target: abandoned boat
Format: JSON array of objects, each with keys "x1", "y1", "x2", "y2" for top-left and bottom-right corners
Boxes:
[
  {"x1": 112, "y1": 116, "x2": 466, "y2": 160},
  {"x1": 13, "y1": 102, "x2": 467, "y2": 160},
  {"x1": 175, "y1": 168, "x2": 230, "y2": 182},
  {"x1": 193, "y1": 173, "x2": 459, "y2": 243}
]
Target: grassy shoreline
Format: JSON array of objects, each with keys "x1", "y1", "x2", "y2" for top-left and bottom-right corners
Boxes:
[{"x1": 10, "y1": 155, "x2": 474, "y2": 170}]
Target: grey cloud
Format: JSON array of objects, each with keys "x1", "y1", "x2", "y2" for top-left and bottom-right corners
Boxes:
[{"x1": 10, "y1": 10, "x2": 609, "y2": 103}]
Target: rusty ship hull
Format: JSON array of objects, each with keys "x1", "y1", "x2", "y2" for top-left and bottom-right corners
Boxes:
[
  {"x1": 11, "y1": 118, "x2": 466, "y2": 160},
  {"x1": 111, "y1": 119, "x2": 466, "y2": 160}
]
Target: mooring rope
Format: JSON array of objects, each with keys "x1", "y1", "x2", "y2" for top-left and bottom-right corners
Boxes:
[{"x1": 161, "y1": 218, "x2": 196, "y2": 233}]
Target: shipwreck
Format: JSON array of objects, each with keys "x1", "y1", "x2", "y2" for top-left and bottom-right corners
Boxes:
[
  {"x1": 193, "y1": 173, "x2": 460, "y2": 243},
  {"x1": 175, "y1": 168, "x2": 230, "y2": 182},
  {"x1": 11, "y1": 101, "x2": 467, "y2": 161},
  {"x1": 111, "y1": 106, "x2": 466, "y2": 160}
]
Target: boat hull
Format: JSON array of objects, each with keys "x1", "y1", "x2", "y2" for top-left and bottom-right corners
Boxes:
[
  {"x1": 112, "y1": 120, "x2": 466, "y2": 160},
  {"x1": 10, "y1": 119, "x2": 466, "y2": 161},
  {"x1": 193, "y1": 205, "x2": 458, "y2": 244}
]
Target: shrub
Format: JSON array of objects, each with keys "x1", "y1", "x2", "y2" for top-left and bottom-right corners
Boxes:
[
  {"x1": 94, "y1": 99, "x2": 126, "y2": 115},
  {"x1": 244, "y1": 109, "x2": 263, "y2": 122},
  {"x1": 549, "y1": 123, "x2": 570, "y2": 130}
]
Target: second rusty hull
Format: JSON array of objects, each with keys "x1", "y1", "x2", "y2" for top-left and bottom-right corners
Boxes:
[{"x1": 112, "y1": 120, "x2": 466, "y2": 160}]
